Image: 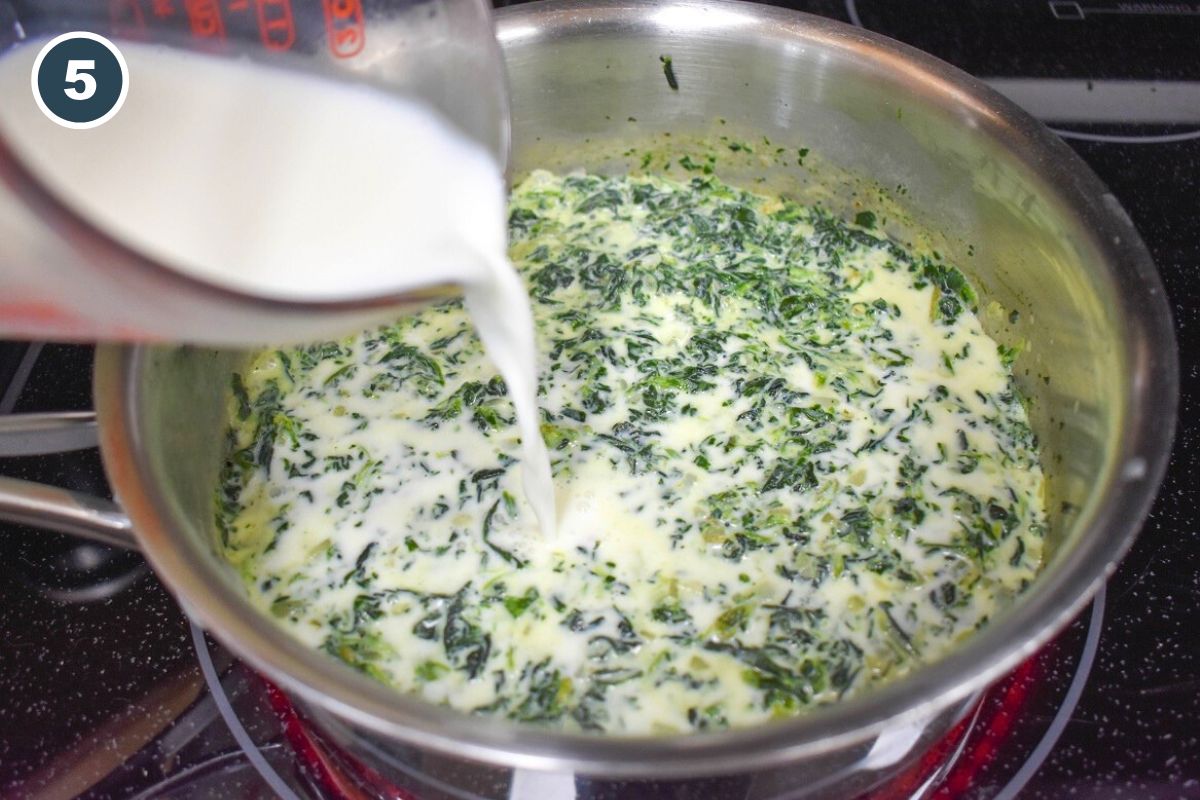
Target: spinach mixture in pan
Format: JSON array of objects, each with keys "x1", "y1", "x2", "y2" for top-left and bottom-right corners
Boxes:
[{"x1": 217, "y1": 169, "x2": 1045, "y2": 734}]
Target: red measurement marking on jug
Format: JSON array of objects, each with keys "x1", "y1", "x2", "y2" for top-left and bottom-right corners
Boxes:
[
  {"x1": 0, "y1": 301, "x2": 88, "y2": 333},
  {"x1": 109, "y1": 0, "x2": 148, "y2": 37},
  {"x1": 322, "y1": 0, "x2": 364, "y2": 58},
  {"x1": 256, "y1": 0, "x2": 296, "y2": 51},
  {"x1": 184, "y1": 0, "x2": 226, "y2": 41}
]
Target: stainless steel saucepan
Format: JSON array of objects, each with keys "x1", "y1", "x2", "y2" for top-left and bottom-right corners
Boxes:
[{"x1": 0, "y1": 1, "x2": 1177, "y2": 797}]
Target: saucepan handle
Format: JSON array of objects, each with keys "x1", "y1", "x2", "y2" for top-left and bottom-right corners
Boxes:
[
  {"x1": 0, "y1": 410, "x2": 99, "y2": 455},
  {"x1": 0, "y1": 412, "x2": 138, "y2": 550}
]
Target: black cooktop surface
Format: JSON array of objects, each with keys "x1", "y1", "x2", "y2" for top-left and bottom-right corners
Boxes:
[{"x1": 2, "y1": 1, "x2": 1197, "y2": 798}]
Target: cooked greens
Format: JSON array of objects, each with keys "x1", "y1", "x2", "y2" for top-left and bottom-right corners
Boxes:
[{"x1": 217, "y1": 169, "x2": 1045, "y2": 734}]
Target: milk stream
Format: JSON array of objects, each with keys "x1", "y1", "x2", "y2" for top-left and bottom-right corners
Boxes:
[{"x1": 0, "y1": 41, "x2": 556, "y2": 535}]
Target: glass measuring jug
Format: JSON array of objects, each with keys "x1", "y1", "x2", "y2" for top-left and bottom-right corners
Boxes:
[{"x1": 0, "y1": 0, "x2": 510, "y2": 344}]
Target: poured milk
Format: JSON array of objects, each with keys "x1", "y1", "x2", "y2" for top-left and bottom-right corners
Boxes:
[{"x1": 0, "y1": 41, "x2": 555, "y2": 533}]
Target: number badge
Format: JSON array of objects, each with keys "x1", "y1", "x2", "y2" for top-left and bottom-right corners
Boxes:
[{"x1": 30, "y1": 32, "x2": 129, "y2": 129}]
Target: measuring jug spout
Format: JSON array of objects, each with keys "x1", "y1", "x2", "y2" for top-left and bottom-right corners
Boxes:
[{"x1": 0, "y1": 0, "x2": 509, "y2": 346}]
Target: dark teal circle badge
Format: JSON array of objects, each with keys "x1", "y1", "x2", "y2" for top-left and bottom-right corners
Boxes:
[{"x1": 31, "y1": 32, "x2": 128, "y2": 129}]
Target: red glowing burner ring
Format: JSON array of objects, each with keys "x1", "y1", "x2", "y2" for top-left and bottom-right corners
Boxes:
[{"x1": 265, "y1": 653, "x2": 1042, "y2": 800}]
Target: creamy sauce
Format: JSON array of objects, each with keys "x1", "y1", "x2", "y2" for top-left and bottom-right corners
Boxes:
[
  {"x1": 0, "y1": 40, "x2": 554, "y2": 532},
  {"x1": 217, "y1": 170, "x2": 1046, "y2": 734}
]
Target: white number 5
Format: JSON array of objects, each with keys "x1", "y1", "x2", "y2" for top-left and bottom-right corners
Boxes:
[{"x1": 63, "y1": 59, "x2": 97, "y2": 101}]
